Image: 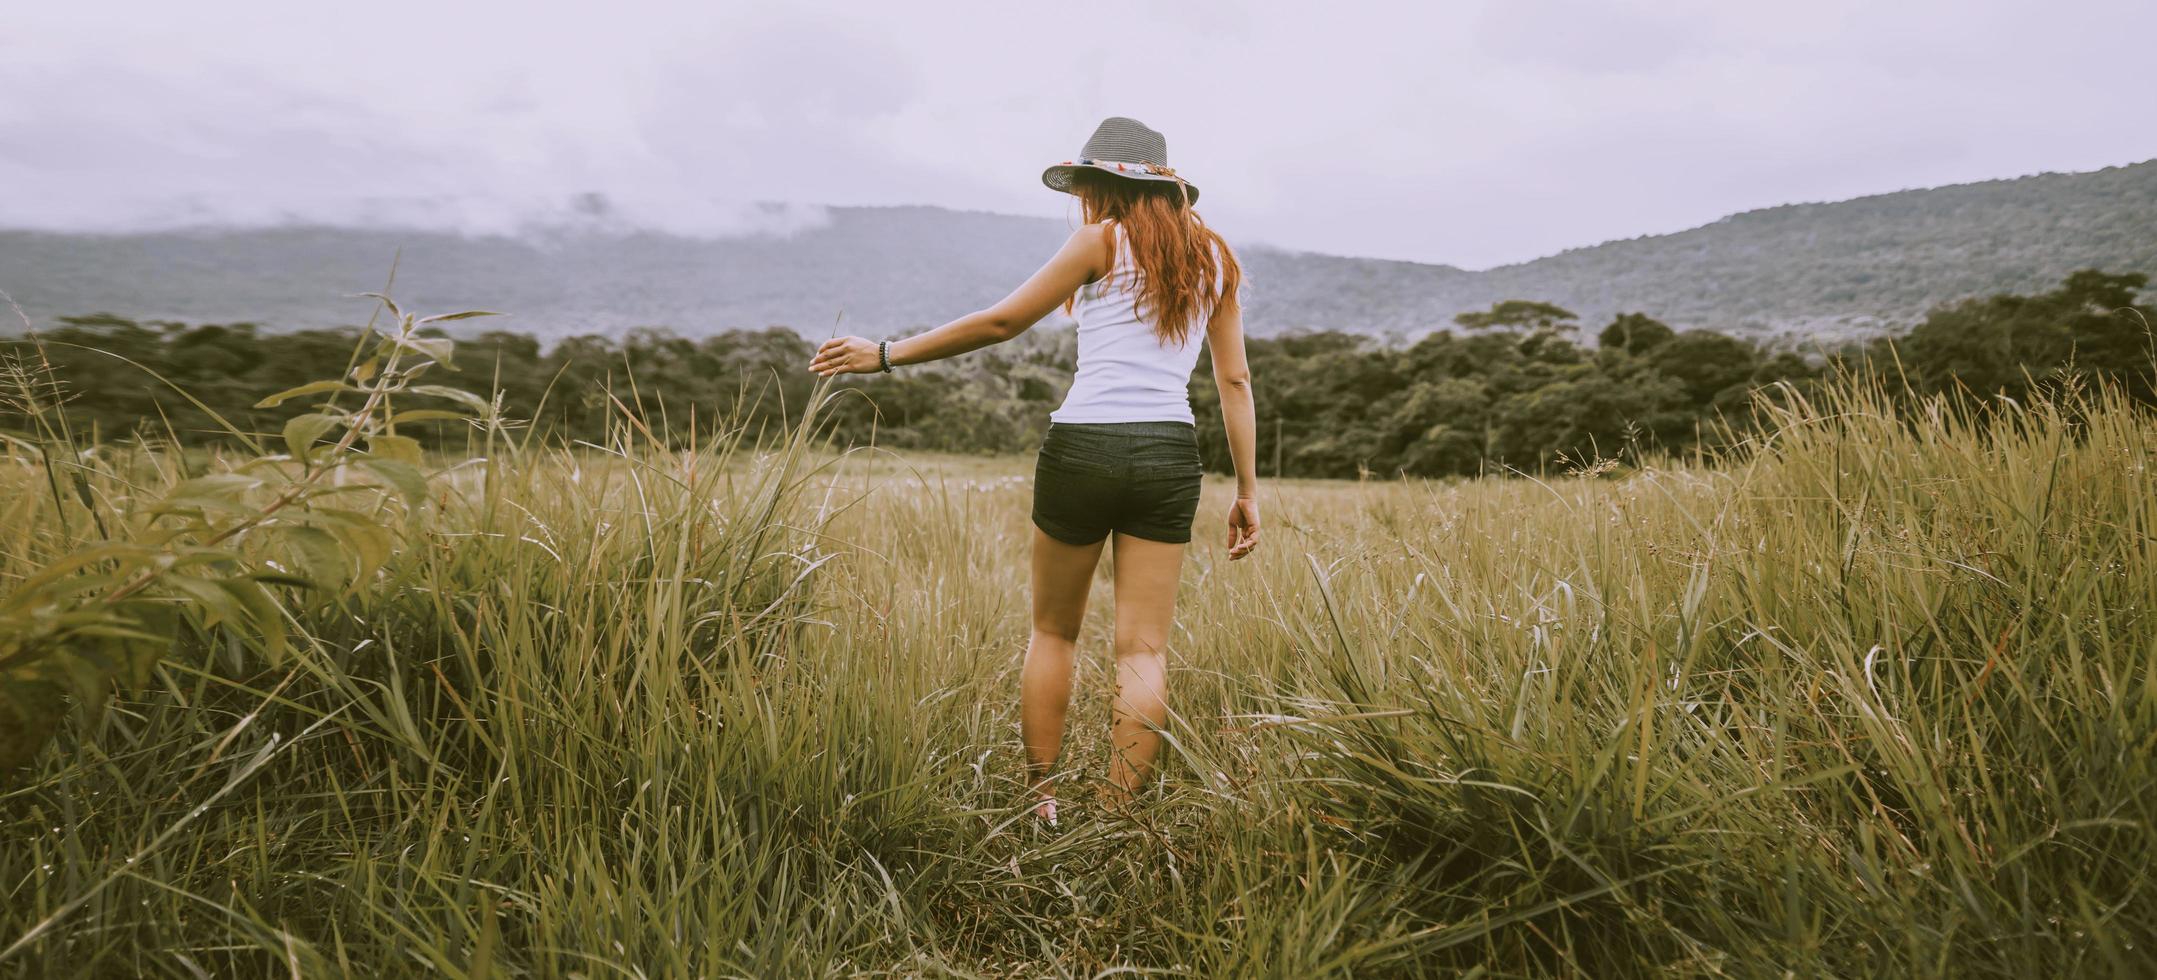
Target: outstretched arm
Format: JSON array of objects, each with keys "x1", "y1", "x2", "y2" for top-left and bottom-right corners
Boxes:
[
  {"x1": 1207, "y1": 295, "x2": 1261, "y2": 560},
  {"x1": 809, "y1": 224, "x2": 1111, "y2": 376}
]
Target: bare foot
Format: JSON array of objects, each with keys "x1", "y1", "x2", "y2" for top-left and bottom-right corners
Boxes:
[{"x1": 1030, "y1": 795, "x2": 1058, "y2": 826}]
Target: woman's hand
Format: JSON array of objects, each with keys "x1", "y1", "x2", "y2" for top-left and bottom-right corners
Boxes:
[
  {"x1": 1226, "y1": 497, "x2": 1260, "y2": 560},
  {"x1": 810, "y1": 336, "x2": 882, "y2": 377}
]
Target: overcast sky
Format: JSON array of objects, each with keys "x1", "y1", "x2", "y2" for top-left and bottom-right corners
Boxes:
[{"x1": 4, "y1": 0, "x2": 2152, "y2": 268}]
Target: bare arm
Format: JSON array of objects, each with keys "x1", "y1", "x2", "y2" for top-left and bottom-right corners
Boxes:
[
  {"x1": 810, "y1": 224, "x2": 1111, "y2": 376},
  {"x1": 1207, "y1": 295, "x2": 1262, "y2": 559}
]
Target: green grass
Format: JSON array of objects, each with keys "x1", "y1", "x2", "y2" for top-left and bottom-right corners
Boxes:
[{"x1": 2, "y1": 375, "x2": 2153, "y2": 977}]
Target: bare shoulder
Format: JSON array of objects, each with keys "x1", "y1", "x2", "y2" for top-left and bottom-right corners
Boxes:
[
  {"x1": 1065, "y1": 221, "x2": 1116, "y2": 279},
  {"x1": 1070, "y1": 221, "x2": 1115, "y2": 252}
]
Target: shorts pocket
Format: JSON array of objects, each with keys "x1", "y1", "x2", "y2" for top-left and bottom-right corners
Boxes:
[
  {"x1": 1038, "y1": 443, "x2": 1123, "y2": 477},
  {"x1": 1119, "y1": 431, "x2": 1201, "y2": 469},
  {"x1": 1125, "y1": 449, "x2": 1202, "y2": 478}
]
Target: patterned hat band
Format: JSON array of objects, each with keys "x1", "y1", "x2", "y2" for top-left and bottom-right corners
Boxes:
[
  {"x1": 1041, "y1": 116, "x2": 1201, "y2": 205},
  {"x1": 1076, "y1": 158, "x2": 1177, "y2": 177}
]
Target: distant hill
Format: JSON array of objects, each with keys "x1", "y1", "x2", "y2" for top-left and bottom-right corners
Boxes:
[
  {"x1": 2, "y1": 160, "x2": 2151, "y2": 341},
  {"x1": 1473, "y1": 159, "x2": 2157, "y2": 339}
]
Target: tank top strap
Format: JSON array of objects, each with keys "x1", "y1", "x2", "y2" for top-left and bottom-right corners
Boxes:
[
  {"x1": 1106, "y1": 220, "x2": 1133, "y2": 272},
  {"x1": 1084, "y1": 221, "x2": 1134, "y2": 297}
]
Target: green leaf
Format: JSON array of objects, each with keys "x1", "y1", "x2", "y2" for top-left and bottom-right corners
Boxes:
[
  {"x1": 119, "y1": 607, "x2": 179, "y2": 689},
  {"x1": 247, "y1": 572, "x2": 317, "y2": 590},
  {"x1": 280, "y1": 506, "x2": 378, "y2": 530},
  {"x1": 219, "y1": 578, "x2": 290, "y2": 662},
  {"x1": 407, "y1": 385, "x2": 493, "y2": 414},
  {"x1": 390, "y1": 409, "x2": 467, "y2": 425},
  {"x1": 336, "y1": 523, "x2": 394, "y2": 589},
  {"x1": 3, "y1": 543, "x2": 159, "y2": 602},
  {"x1": 164, "y1": 574, "x2": 241, "y2": 630},
  {"x1": 359, "y1": 291, "x2": 406, "y2": 324},
  {"x1": 366, "y1": 435, "x2": 425, "y2": 466},
  {"x1": 362, "y1": 458, "x2": 430, "y2": 506},
  {"x1": 254, "y1": 380, "x2": 351, "y2": 409},
  {"x1": 166, "y1": 547, "x2": 244, "y2": 571},
  {"x1": 152, "y1": 496, "x2": 258, "y2": 519},
  {"x1": 54, "y1": 653, "x2": 118, "y2": 709},
  {"x1": 283, "y1": 412, "x2": 345, "y2": 461},
  {"x1": 385, "y1": 333, "x2": 456, "y2": 368},
  {"x1": 417, "y1": 310, "x2": 504, "y2": 324},
  {"x1": 161, "y1": 473, "x2": 262, "y2": 504},
  {"x1": 64, "y1": 624, "x2": 174, "y2": 645},
  {"x1": 410, "y1": 335, "x2": 456, "y2": 368},
  {"x1": 282, "y1": 526, "x2": 349, "y2": 589},
  {"x1": 155, "y1": 473, "x2": 265, "y2": 518}
]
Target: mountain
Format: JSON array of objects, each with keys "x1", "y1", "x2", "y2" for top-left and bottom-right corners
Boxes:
[
  {"x1": 1473, "y1": 159, "x2": 2157, "y2": 339},
  {"x1": 2, "y1": 161, "x2": 2151, "y2": 342}
]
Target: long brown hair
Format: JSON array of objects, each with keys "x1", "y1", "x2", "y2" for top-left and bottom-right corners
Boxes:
[{"x1": 1066, "y1": 168, "x2": 1242, "y2": 347}]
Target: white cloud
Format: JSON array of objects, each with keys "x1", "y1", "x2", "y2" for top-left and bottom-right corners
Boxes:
[{"x1": 1, "y1": 0, "x2": 2151, "y2": 265}]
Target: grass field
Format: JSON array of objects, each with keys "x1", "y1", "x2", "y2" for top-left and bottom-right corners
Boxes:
[{"x1": 2, "y1": 372, "x2": 2154, "y2": 977}]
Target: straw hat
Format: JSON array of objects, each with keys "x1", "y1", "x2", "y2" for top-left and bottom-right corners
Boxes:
[{"x1": 1040, "y1": 116, "x2": 1199, "y2": 205}]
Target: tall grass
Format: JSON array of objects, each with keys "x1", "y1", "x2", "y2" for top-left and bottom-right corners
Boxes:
[{"x1": 2, "y1": 370, "x2": 2152, "y2": 976}]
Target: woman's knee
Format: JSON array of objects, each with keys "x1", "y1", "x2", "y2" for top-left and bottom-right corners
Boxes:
[
  {"x1": 1032, "y1": 618, "x2": 1084, "y2": 644},
  {"x1": 1113, "y1": 631, "x2": 1169, "y2": 662},
  {"x1": 1112, "y1": 647, "x2": 1168, "y2": 714}
]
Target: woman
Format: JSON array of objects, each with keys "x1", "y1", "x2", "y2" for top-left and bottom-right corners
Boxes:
[{"x1": 810, "y1": 117, "x2": 1261, "y2": 822}]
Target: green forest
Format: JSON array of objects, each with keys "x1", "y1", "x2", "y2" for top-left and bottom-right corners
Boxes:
[{"x1": 11, "y1": 270, "x2": 2151, "y2": 479}]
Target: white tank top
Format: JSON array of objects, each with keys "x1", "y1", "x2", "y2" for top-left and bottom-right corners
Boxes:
[{"x1": 1050, "y1": 224, "x2": 1215, "y2": 425}]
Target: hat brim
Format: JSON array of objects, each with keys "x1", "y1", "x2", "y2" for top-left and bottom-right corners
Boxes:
[{"x1": 1042, "y1": 162, "x2": 1199, "y2": 204}]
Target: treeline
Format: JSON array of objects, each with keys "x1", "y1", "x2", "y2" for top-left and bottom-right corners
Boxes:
[
  {"x1": 1222, "y1": 269, "x2": 2151, "y2": 477},
  {"x1": 7, "y1": 271, "x2": 2149, "y2": 479}
]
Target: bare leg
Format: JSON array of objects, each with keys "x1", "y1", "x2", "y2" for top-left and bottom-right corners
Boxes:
[
  {"x1": 1105, "y1": 532, "x2": 1186, "y2": 805},
  {"x1": 1022, "y1": 528, "x2": 1106, "y2": 815}
]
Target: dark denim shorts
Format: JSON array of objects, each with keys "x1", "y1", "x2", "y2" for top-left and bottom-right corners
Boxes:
[{"x1": 1032, "y1": 421, "x2": 1204, "y2": 546}]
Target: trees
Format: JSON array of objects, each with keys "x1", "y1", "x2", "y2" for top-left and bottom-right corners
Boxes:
[
  {"x1": 2059, "y1": 270, "x2": 2155, "y2": 402},
  {"x1": 1455, "y1": 300, "x2": 1580, "y2": 337},
  {"x1": 1651, "y1": 330, "x2": 1761, "y2": 409},
  {"x1": 1596, "y1": 313, "x2": 1677, "y2": 355},
  {"x1": 1896, "y1": 268, "x2": 2152, "y2": 402},
  {"x1": 8, "y1": 272, "x2": 2145, "y2": 481}
]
